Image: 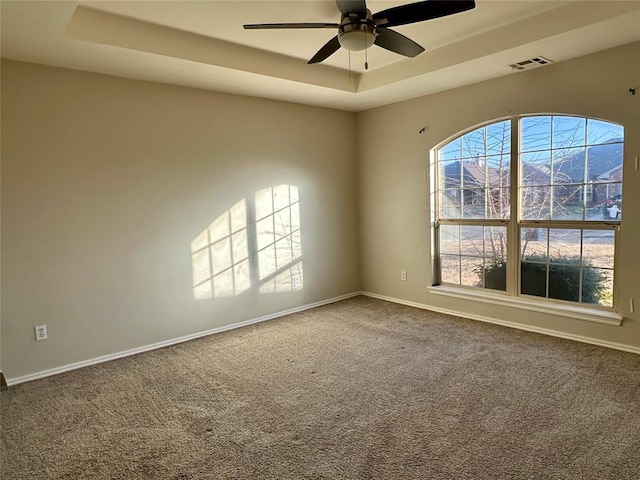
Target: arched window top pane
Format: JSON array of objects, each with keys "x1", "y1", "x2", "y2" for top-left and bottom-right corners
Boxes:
[
  {"x1": 436, "y1": 120, "x2": 511, "y2": 221},
  {"x1": 438, "y1": 120, "x2": 511, "y2": 162},
  {"x1": 587, "y1": 119, "x2": 624, "y2": 146},
  {"x1": 552, "y1": 116, "x2": 586, "y2": 149}
]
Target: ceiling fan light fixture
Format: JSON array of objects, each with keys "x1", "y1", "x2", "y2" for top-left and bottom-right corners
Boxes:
[{"x1": 338, "y1": 29, "x2": 376, "y2": 51}]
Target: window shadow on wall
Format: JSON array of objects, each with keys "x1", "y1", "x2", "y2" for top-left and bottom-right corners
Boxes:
[{"x1": 191, "y1": 185, "x2": 303, "y2": 299}]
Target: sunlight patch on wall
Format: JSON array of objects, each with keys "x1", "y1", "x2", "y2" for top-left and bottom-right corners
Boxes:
[
  {"x1": 191, "y1": 185, "x2": 303, "y2": 300},
  {"x1": 256, "y1": 185, "x2": 303, "y2": 294},
  {"x1": 191, "y1": 199, "x2": 250, "y2": 299}
]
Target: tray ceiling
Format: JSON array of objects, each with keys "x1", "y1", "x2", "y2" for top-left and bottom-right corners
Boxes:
[{"x1": 2, "y1": 1, "x2": 639, "y2": 111}]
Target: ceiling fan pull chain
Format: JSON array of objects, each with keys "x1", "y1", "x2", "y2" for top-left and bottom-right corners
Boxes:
[{"x1": 365, "y1": 41, "x2": 369, "y2": 71}]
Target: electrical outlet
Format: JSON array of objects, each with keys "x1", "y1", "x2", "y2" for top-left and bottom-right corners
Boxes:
[
  {"x1": 401, "y1": 271, "x2": 407, "y2": 281},
  {"x1": 34, "y1": 325, "x2": 48, "y2": 341}
]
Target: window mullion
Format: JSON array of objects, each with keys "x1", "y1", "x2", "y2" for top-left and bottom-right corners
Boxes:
[{"x1": 507, "y1": 116, "x2": 520, "y2": 297}]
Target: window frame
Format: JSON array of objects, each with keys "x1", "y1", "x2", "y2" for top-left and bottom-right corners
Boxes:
[{"x1": 429, "y1": 115, "x2": 623, "y2": 324}]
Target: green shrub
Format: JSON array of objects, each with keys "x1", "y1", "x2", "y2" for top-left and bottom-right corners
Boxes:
[{"x1": 477, "y1": 254, "x2": 607, "y2": 304}]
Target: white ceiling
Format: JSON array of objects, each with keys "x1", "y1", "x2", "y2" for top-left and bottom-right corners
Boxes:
[{"x1": 2, "y1": 1, "x2": 639, "y2": 111}]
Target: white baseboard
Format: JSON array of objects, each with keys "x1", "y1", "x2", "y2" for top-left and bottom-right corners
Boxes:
[
  {"x1": 361, "y1": 291, "x2": 640, "y2": 355},
  {"x1": 9, "y1": 290, "x2": 638, "y2": 386},
  {"x1": 6, "y1": 292, "x2": 361, "y2": 387}
]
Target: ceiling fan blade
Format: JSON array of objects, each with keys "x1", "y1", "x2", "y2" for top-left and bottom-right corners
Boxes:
[
  {"x1": 308, "y1": 36, "x2": 341, "y2": 64},
  {"x1": 373, "y1": 1, "x2": 475, "y2": 27},
  {"x1": 336, "y1": 0, "x2": 368, "y2": 16},
  {"x1": 244, "y1": 23, "x2": 339, "y2": 30},
  {"x1": 374, "y1": 28, "x2": 425, "y2": 58}
]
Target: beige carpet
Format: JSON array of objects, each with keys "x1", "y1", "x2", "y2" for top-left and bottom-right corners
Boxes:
[{"x1": 2, "y1": 296, "x2": 639, "y2": 479}]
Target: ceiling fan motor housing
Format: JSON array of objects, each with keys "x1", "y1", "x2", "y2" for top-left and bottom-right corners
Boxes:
[{"x1": 338, "y1": 10, "x2": 377, "y2": 51}]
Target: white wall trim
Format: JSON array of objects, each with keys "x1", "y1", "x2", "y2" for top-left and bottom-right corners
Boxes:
[
  {"x1": 9, "y1": 290, "x2": 638, "y2": 386},
  {"x1": 6, "y1": 292, "x2": 361, "y2": 387},
  {"x1": 361, "y1": 291, "x2": 640, "y2": 355},
  {"x1": 427, "y1": 285, "x2": 623, "y2": 326}
]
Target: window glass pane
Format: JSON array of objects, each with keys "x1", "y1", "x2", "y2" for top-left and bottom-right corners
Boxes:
[
  {"x1": 439, "y1": 225, "x2": 460, "y2": 255},
  {"x1": 461, "y1": 128, "x2": 486, "y2": 158},
  {"x1": 440, "y1": 138, "x2": 461, "y2": 161},
  {"x1": 484, "y1": 226, "x2": 507, "y2": 259},
  {"x1": 521, "y1": 186, "x2": 551, "y2": 220},
  {"x1": 553, "y1": 147, "x2": 585, "y2": 184},
  {"x1": 461, "y1": 189, "x2": 486, "y2": 218},
  {"x1": 460, "y1": 256, "x2": 481, "y2": 287},
  {"x1": 521, "y1": 262, "x2": 547, "y2": 297},
  {"x1": 487, "y1": 188, "x2": 510, "y2": 219},
  {"x1": 587, "y1": 119, "x2": 623, "y2": 146},
  {"x1": 486, "y1": 155, "x2": 510, "y2": 187},
  {"x1": 521, "y1": 228, "x2": 548, "y2": 259},
  {"x1": 440, "y1": 255, "x2": 460, "y2": 285},
  {"x1": 521, "y1": 116, "x2": 551, "y2": 152},
  {"x1": 582, "y1": 268, "x2": 613, "y2": 307},
  {"x1": 483, "y1": 226, "x2": 507, "y2": 292},
  {"x1": 442, "y1": 161, "x2": 462, "y2": 189},
  {"x1": 581, "y1": 230, "x2": 614, "y2": 269},
  {"x1": 521, "y1": 151, "x2": 551, "y2": 186},
  {"x1": 600, "y1": 188, "x2": 622, "y2": 220},
  {"x1": 440, "y1": 189, "x2": 462, "y2": 218},
  {"x1": 481, "y1": 257, "x2": 507, "y2": 291},
  {"x1": 552, "y1": 116, "x2": 586, "y2": 149},
  {"x1": 587, "y1": 143, "x2": 623, "y2": 182},
  {"x1": 461, "y1": 160, "x2": 486, "y2": 188},
  {"x1": 486, "y1": 121, "x2": 511, "y2": 156},
  {"x1": 551, "y1": 186, "x2": 584, "y2": 221},
  {"x1": 548, "y1": 264, "x2": 581, "y2": 302},
  {"x1": 548, "y1": 229, "x2": 581, "y2": 263},
  {"x1": 460, "y1": 226, "x2": 484, "y2": 257},
  {"x1": 520, "y1": 262, "x2": 548, "y2": 297}
]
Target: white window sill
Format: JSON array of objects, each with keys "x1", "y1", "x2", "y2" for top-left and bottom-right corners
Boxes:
[{"x1": 427, "y1": 285, "x2": 623, "y2": 326}]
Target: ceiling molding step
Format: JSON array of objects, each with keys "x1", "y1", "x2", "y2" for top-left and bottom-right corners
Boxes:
[
  {"x1": 65, "y1": 5, "x2": 358, "y2": 94},
  {"x1": 358, "y1": 0, "x2": 640, "y2": 92}
]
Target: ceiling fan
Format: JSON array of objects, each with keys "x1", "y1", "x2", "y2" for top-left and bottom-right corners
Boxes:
[{"x1": 244, "y1": 1, "x2": 476, "y2": 65}]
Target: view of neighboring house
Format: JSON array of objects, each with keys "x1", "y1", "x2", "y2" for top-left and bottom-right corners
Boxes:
[
  {"x1": 554, "y1": 138, "x2": 624, "y2": 207},
  {"x1": 441, "y1": 137, "x2": 623, "y2": 220}
]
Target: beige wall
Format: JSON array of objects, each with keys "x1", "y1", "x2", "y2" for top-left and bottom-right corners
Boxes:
[
  {"x1": 3, "y1": 42, "x2": 639, "y2": 381},
  {"x1": 1, "y1": 60, "x2": 360, "y2": 379},
  {"x1": 357, "y1": 42, "x2": 640, "y2": 349}
]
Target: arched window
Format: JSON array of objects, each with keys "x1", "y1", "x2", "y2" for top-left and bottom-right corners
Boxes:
[{"x1": 432, "y1": 115, "x2": 623, "y2": 310}]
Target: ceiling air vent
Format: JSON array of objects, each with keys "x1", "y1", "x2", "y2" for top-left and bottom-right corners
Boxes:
[{"x1": 509, "y1": 56, "x2": 554, "y2": 71}]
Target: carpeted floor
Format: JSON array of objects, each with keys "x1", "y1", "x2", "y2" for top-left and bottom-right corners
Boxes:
[{"x1": 2, "y1": 296, "x2": 640, "y2": 479}]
